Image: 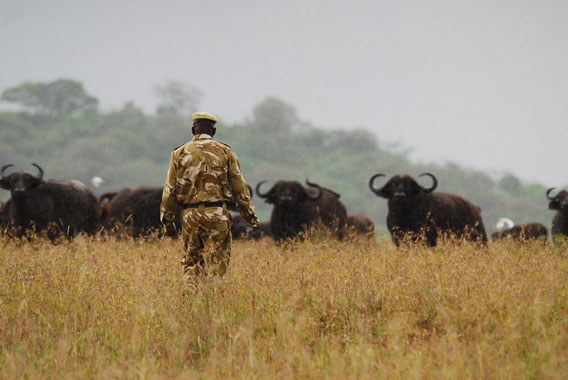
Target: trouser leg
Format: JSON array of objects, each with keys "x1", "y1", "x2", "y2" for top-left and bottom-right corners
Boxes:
[
  {"x1": 182, "y1": 211, "x2": 205, "y2": 277},
  {"x1": 204, "y1": 220, "x2": 232, "y2": 277},
  {"x1": 181, "y1": 207, "x2": 232, "y2": 278}
]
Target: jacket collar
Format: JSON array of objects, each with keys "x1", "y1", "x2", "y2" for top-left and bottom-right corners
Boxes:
[{"x1": 193, "y1": 134, "x2": 212, "y2": 141}]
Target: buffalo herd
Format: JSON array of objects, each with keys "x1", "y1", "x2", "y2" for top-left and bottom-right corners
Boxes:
[{"x1": 1, "y1": 163, "x2": 567, "y2": 246}]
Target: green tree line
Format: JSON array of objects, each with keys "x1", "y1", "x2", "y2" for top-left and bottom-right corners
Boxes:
[{"x1": 0, "y1": 79, "x2": 553, "y2": 234}]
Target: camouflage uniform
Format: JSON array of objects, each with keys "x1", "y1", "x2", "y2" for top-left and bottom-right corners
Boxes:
[{"x1": 160, "y1": 133, "x2": 259, "y2": 278}]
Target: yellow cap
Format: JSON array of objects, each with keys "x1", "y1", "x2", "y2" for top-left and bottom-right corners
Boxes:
[{"x1": 192, "y1": 112, "x2": 218, "y2": 124}]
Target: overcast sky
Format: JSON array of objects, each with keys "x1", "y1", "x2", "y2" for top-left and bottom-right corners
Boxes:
[{"x1": 1, "y1": 0, "x2": 566, "y2": 186}]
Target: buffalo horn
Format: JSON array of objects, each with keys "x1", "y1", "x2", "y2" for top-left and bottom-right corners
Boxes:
[
  {"x1": 305, "y1": 179, "x2": 323, "y2": 200},
  {"x1": 546, "y1": 187, "x2": 557, "y2": 200},
  {"x1": 255, "y1": 181, "x2": 270, "y2": 198},
  {"x1": 32, "y1": 163, "x2": 44, "y2": 181},
  {"x1": 1, "y1": 164, "x2": 14, "y2": 179},
  {"x1": 419, "y1": 173, "x2": 438, "y2": 193},
  {"x1": 368, "y1": 173, "x2": 386, "y2": 196}
]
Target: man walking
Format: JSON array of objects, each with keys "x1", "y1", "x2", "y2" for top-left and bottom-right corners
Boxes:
[{"x1": 160, "y1": 112, "x2": 259, "y2": 281}]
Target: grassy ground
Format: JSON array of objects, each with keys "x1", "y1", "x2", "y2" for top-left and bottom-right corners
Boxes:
[{"x1": 1, "y1": 235, "x2": 567, "y2": 379}]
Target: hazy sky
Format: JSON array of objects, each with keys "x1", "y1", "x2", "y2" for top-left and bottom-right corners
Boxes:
[{"x1": 1, "y1": 0, "x2": 566, "y2": 186}]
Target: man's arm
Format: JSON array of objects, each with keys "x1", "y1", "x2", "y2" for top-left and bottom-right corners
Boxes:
[
  {"x1": 160, "y1": 151, "x2": 179, "y2": 236},
  {"x1": 227, "y1": 149, "x2": 259, "y2": 226}
]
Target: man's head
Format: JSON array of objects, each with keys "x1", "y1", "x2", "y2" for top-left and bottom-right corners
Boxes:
[{"x1": 191, "y1": 112, "x2": 218, "y2": 137}]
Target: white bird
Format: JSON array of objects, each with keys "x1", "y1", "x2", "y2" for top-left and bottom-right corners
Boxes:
[
  {"x1": 91, "y1": 176, "x2": 104, "y2": 188},
  {"x1": 495, "y1": 217, "x2": 515, "y2": 232}
]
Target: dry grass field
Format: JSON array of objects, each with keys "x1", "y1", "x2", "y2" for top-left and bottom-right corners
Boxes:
[{"x1": 1, "y1": 234, "x2": 568, "y2": 379}]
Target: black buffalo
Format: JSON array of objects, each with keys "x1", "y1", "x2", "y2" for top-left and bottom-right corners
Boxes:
[
  {"x1": 491, "y1": 223, "x2": 548, "y2": 242},
  {"x1": 99, "y1": 187, "x2": 180, "y2": 237},
  {"x1": 547, "y1": 188, "x2": 568, "y2": 238},
  {"x1": 0, "y1": 199, "x2": 9, "y2": 228},
  {"x1": 346, "y1": 214, "x2": 376, "y2": 238},
  {"x1": 369, "y1": 173, "x2": 487, "y2": 246},
  {"x1": 0, "y1": 163, "x2": 100, "y2": 239},
  {"x1": 253, "y1": 222, "x2": 272, "y2": 240},
  {"x1": 98, "y1": 191, "x2": 118, "y2": 221},
  {"x1": 231, "y1": 214, "x2": 271, "y2": 240},
  {"x1": 230, "y1": 214, "x2": 249, "y2": 239},
  {"x1": 256, "y1": 180, "x2": 347, "y2": 240}
]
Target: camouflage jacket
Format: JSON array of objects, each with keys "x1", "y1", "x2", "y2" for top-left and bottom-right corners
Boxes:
[{"x1": 160, "y1": 134, "x2": 259, "y2": 228}]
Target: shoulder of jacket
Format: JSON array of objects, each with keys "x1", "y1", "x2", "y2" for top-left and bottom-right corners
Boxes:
[
  {"x1": 172, "y1": 142, "x2": 186, "y2": 151},
  {"x1": 173, "y1": 140, "x2": 198, "y2": 152},
  {"x1": 216, "y1": 141, "x2": 233, "y2": 149}
]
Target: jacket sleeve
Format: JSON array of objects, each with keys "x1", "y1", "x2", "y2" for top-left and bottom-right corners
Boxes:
[
  {"x1": 160, "y1": 151, "x2": 179, "y2": 232},
  {"x1": 227, "y1": 149, "x2": 259, "y2": 226}
]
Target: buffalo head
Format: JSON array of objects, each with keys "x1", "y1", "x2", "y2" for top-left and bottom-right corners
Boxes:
[
  {"x1": 547, "y1": 188, "x2": 568, "y2": 211},
  {"x1": 369, "y1": 173, "x2": 438, "y2": 203},
  {"x1": 256, "y1": 180, "x2": 323, "y2": 207},
  {"x1": 0, "y1": 163, "x2": 45, "y2": 198}
]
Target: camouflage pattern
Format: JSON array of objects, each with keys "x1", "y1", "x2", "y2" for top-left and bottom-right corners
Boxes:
[
  {"x1": 180, "y1": 205, "x2": 232, "y2": 277},
  {"x1": 160, "y1": 133, "x2": 259, "y2": 277}
]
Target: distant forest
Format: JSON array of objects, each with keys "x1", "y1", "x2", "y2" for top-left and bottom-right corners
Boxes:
[{"x1": 0, "y1": 79, "x2": 553, "y2": 233}]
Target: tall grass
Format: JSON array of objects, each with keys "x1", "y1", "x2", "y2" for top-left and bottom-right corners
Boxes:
[{"x1": 1, "y1": 235, "x2": 567, "y2": 378}]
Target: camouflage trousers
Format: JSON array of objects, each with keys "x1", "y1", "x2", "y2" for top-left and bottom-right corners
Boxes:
[{"x1": 181, "y1": 204, "x2": 232, "y2": 279}]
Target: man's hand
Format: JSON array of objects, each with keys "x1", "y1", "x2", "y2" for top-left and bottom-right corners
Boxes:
[
  {"x1": 246, "y1": 224, "x2": 260, "y2": 239},
  {"x1": 245, "y1": 224, "x2": 258, "y2": 233},
  {"x1": 163, "y1": 224, "x2": 179, "y2": 239}
]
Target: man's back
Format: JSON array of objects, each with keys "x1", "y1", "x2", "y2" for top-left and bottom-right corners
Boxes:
[{"x1": 170, "y1": 134, "x2": 234, "y2": 204}]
